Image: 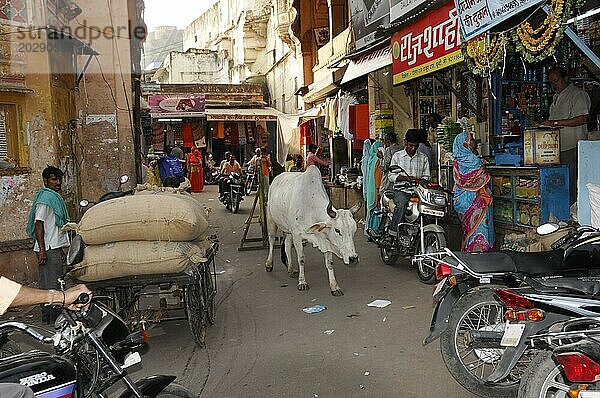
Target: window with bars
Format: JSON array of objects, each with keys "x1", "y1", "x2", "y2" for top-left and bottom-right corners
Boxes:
[{"x1": 0, "y1": 110, "x2": 6, "y2": 160}]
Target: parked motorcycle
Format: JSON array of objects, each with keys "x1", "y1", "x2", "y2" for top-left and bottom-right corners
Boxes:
[
  {"x1": 417, "y1": 223, "x2": 600, "y2": 398},
  {"x1": 80, "y1": 175, "x2": 133, "y2": 208},
  {"x1": 243, "y1": 162, "x2": 258, "y2": 195},
  {"x1": 219, "y1": 172, "x2": 244, "y2": 213},
  {"x1": 0, "y1": 293, "x2": 194, "y2": 397},
  {"x1": 368, "y1": 165, "x2": 449, "y2": 283},
  {"x1": 480, "y1": 273, "x2": 600, "y2": 393},
  {"x1": 517, "y1": 316, "x2": 600, "y2": 397}
]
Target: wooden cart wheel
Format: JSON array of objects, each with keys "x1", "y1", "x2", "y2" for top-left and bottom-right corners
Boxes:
[
  {"x1": 201, "y1": 263, "x2": 216, "y2": 325},
  {"x1": 184, "y1": 280, "x2": 208, "y2": 347}
]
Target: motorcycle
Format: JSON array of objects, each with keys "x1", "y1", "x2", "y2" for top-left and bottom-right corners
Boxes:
[
  {"x1": 243, "y1": 162, "x2": 258, "y2": 195},
  {"x1": 0, "y1": 294, "x2": 194, "y2": 397},
  {"x1": 367, "y1": 165, "x2": 449, "y2": 284},
  {"x1": 219, "y1": 172, "x2": 243, "y2": 213},
  {"x1": 79, "y1": 175, "x2": 133, "y2": 208},
  {"x1": 204, "y1": 166, "x2": 219, "y2": 185},
  {"x1": 477, "y1": 273, "x2": 600, "y2": 393},
  {"x1": 417, "y1": 223, "x2": 600, "y2": 398},
  {"x1": 517, "y1": 316, "x2": 600, "y2": 397}
]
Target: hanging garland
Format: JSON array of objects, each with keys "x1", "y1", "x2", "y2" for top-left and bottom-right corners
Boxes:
[
  {"x1": 463, "y1": 33, "x2": 508, "y2": 76},
  {"x1": 514, "y1": 0, "x2": 580, "y2": 63}
]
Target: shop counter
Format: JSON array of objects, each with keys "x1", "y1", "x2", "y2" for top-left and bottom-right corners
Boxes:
[{"x1": 488, "y1": 165, "x2": 569, "y2": 231}]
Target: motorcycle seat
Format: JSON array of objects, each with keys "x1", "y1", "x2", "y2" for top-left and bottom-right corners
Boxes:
[
  {"x1": 537, "y1": 277, "x2": 600, "y2": 296},
  {"x1": 452, "y1": 250, "x2": 564, "y2": 275}
]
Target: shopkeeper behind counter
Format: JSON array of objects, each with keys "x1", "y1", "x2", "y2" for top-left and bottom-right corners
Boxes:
[{"x1": 541, "y1": 66, "x2": 591, "y2": 205}]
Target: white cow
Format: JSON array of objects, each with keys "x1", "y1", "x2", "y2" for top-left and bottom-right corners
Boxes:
[{"x1": 265, "y1": 165, "x2": 361, "y2": 296}]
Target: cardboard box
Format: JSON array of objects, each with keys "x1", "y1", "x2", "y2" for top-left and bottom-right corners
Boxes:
[{"x1": 523, "y1": 128, "x2": 561, "y2": 165}]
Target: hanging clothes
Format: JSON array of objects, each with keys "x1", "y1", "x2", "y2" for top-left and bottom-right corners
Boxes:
[
  {"x1": 361, "y1": 139, "x2": 372, "y2": 201},
  {"x1": 339, "y1": 93, "x2": 358, "y2": 140},
  {"x1": 182, "y1": 123, "x2": 194, "y2": 149}
]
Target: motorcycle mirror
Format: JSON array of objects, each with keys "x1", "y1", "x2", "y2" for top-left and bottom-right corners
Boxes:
[
  {"x1": 79, "y1": 199, "x2": 90, "y2": 208},
  {"x1": 536, "y1": 223, "x2": 559, "y2": 236},
  {"x1": 119, "y1": 175, "x2": 129, "y2": 184}
]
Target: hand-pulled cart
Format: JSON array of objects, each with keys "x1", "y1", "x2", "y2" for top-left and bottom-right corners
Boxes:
[{"x1": 77, "y1": 241, "x2": 218, "y2": 348}]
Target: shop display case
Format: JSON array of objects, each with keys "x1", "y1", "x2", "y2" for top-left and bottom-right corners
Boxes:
[{"x1": 488, "y1": 165, "x2": 569, "y2": 230}]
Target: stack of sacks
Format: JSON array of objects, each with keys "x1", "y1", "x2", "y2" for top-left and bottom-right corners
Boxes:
[{"x1": 68, "y1": 188, "x2": 212, "y2": 282}]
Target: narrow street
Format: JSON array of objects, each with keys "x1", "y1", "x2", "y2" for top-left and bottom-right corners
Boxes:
[{"x1": 129, "y1": 185, "x2": 478, "y2": 397}]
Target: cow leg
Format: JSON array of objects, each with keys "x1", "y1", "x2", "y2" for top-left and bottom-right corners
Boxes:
[
  {"x1": 292, "y1": 234, "x2": 308, "y2": 291},
  {"x1": 265, "y1": 211, "x2": 277, "y2": 272},
  {"x1": 284, "y1": 234, "x2": 298, "y2": 278},
  {"x1": 325, "y1": 252, "x2": 343, "y2": 296}
]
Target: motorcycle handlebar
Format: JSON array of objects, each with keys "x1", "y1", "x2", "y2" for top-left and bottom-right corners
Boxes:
[{"x1": 0, "y1": 322, "x2": 54, "y2": 344}]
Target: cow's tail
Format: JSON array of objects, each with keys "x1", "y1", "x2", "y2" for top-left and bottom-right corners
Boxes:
[{"x1": 280, "y1": 234, "x2": 288, "y2": 266}]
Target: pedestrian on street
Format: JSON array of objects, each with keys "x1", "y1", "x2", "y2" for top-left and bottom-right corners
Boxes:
[
  {"x1": 305, "y1": 144, "x2": 329, "y2": 170},
  {"x1": 0, "y1": 276, "x2": 90, "y2": 398},
  {"x1": 186, "y1": 145, "x2": 204, "y2": 193},
  {"x1": 26, "y1": 166, "x2": 71, "y2": 324},
  {"x1": 541, "y1": 66, "x2": 591, "y2": 204}
]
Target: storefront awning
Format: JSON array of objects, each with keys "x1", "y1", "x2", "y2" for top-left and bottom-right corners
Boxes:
[
  {"x1": 205, "y1": 107, "x2": 282, "y2": 121},
  {"x1": 341, "y1": 46, "x2": 392, "y2": 85}
]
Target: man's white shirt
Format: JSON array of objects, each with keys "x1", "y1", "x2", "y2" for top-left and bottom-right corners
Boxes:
[
  {"x1": 388, "y1": 150, "x2": 431, "y2": 184},
  {"x1": 33, "y1": 204, "x2": 70, "y2": 252}
]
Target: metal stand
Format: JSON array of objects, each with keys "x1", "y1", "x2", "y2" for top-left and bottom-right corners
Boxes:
[{"x1": 238, "y1": 159, "x2": 269, "y2": 251}]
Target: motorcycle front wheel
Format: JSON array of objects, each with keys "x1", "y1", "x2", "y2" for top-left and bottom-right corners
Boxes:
[
  {"x1": 231, "y1": 192, "x2": 240, "y2": 213},
  {"x1": 417, "y1": 232, "x2": 446, "y2": 284},
  {"x1": 157, "y1": 383, "x2": 196, "y2": 397},
  {"x1": 380, "y1": 246, "x2": 399, "y2": 265}
]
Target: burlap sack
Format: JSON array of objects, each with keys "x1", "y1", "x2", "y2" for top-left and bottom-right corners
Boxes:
[
  {"x1": 75, "y1": 194, "x2": 209, "y2": 245},
  {"x1": 69, "y1": 240, "x2": 213, "y2": 282}
]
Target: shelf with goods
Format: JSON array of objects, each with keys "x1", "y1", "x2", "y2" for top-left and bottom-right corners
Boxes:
[
  {"x1": 488, "y1": 165, "x2": 569, "y2": 230},
  {"x1": 491, "y1": 61, "x2": 552, "y2": 140},
  {"x1": 416, "y1": 69, "x2": 453, "y2": 132}
]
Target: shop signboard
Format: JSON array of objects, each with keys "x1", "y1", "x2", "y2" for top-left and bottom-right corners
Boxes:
[
  {"x1": 349, "y1": 0, "x2": 390, "y2": 50},
  {"x1": 454, "y1": 0, "x2": 544, "y2": 41},
  {"x1": 149, "y1": 95, "x2": 206, "y2": 114},
  {"x1": 391, "y1": 1, "x2": 463, "y2": 85},
  {"x1": 390, "y1": 0, "x2": 429, "y2": 23}
]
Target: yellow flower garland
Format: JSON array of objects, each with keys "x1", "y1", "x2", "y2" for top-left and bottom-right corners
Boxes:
[
  {"x1": 516, "y1": 0, "x2": 567, "y2": 54},
  {"x1": 464, "y1": 33, "x2": 507, "y2": 75}
]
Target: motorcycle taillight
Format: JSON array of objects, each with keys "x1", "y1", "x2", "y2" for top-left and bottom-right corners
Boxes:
[
  {"x1": 436, "y1": 263, "x2": 452, "y2": 280},
  {"x1": 495, "y1": 289, "x2": 534, "y2": 309},
  {"x1": 555, "y1": 352, "x2": 600, "y2": 383}
]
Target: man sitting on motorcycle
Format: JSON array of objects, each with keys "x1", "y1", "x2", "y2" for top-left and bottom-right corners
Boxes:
[
  {"x1": 219, "y1": 153, "x2": 242, "y2": 200},
  {"x1": 388, "y1": 129, "x2": 431, "y2": 236}
]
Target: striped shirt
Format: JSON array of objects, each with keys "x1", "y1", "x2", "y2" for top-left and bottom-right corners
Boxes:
[{"x1": 388, "y1": 149, "x2": 430, "y2": 184}]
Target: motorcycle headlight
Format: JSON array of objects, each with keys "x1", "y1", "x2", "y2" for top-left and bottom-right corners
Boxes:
[{"x1": 427, "y1": 192, "x2": 447, "y2": 207}]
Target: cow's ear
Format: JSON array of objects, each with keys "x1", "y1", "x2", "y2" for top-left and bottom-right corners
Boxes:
[{"x1": 307, "y1": 223, "x2": 329, "y2": 233}]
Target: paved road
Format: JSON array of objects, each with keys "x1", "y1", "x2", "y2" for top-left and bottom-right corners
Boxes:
[{"x1": 129, "y1": 184, "x2": 478, "y2": 397}]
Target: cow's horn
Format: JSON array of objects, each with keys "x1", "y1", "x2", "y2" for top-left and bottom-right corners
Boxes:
[
  {"x1": 349, "y1": 196, "x2": 363, "y2": 215},
  {"x1": 327, "y1": 202, "x2": 337, "y2": 218}
]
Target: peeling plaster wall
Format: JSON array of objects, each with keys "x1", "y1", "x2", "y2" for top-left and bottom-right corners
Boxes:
[{"x1": 73, "y1": 1, "x2": 136, "y2": 202}]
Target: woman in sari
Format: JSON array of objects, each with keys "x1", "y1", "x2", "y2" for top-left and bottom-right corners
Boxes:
[
  {"x1": 452, "y1": 131, "x2": 495, "y2": 252},
  {"x1": 186, "y1": 146, "x2": 204, "y2": 193},
  {"x1": 365, "y1": 139, "x2": 383, "y2": 234}
]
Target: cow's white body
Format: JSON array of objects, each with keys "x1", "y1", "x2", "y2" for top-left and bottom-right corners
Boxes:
[{"x1": 265, "y1": 166, "x2": 359, "y2": 296}]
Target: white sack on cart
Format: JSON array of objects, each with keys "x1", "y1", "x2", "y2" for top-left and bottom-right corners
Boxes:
[
  {"x1": 69, "y1": 240, "x2": 213, "y2": 282},
  {"x1": 70, "y1": 194, "x2": 209, "y2": 245}
]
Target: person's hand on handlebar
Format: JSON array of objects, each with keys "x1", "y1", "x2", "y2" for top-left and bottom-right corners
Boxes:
[{"x1": 64, "y1": 285, "x2": 92, "y2": 310}]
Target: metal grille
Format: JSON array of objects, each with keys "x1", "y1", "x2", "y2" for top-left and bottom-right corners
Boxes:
[{"x1": 0, "y1": 109, "x2": 7, "y2": 159}]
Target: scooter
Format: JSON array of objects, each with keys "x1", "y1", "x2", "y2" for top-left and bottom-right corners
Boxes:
[
  {"x1": 368, "y1": 165, "x2": 449, "y2": 284},
  {"x1": 416, "y1": 223, "x2": 600, "y2": 398}
]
